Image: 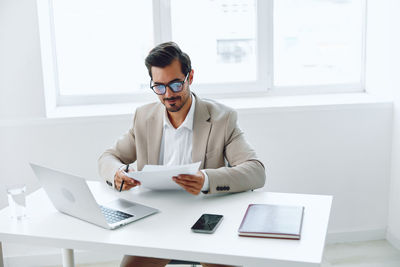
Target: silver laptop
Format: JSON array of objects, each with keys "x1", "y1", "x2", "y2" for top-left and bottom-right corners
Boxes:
[{"x1": 30, "y1": 163, "x2": 159, "y2": 230}]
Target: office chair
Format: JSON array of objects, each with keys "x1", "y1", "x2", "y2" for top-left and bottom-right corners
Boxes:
[{"x1": 169, "y1": 259, "x2": 200, "y2": 266}]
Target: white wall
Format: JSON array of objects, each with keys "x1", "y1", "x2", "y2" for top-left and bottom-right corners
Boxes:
[
  {"x1": 0, "y1": 0, "x2": 45, "y2": 119},
  {"x1": 0, "y1": 0, "x2": 46, "y2": 211},
  {"x1": 366, "y1": 0, "x2": 400, "y2": 249}
]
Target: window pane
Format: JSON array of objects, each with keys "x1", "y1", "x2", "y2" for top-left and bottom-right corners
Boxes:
[
  {"x1": 274, "y1": 0, "x2": 364, "y2": 86},
  {"x1": 52, "y1": 0, "x2": 153, "y2": 95},
  {"x1": 171, "y1": 0, "x2": 257, "y2": 84}
]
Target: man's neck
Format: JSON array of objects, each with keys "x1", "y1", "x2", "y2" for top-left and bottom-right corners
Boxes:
[{"x1": 167, "y1": 95, "x2": 193, "y2": 129}]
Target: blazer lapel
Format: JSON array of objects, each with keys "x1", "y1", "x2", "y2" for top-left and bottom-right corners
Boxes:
[
  {"x1": 147, "y1": 105, "x2": 164, "y2": 165},
  {"x1": 192, "y1": 95, "x2": 211, "y2": 169}
]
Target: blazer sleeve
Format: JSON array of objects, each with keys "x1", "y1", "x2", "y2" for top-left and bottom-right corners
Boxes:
[
  {"x1": 203, "y1": 110, "x2": 266, "y2": 194},
  {"x1": 98, "y1": 112, "x2": 138, "y2": 188}
]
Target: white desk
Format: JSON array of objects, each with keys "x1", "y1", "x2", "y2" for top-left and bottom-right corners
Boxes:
[{"x1": 0, "y1": 182, "x2": 332, "y2": 267}]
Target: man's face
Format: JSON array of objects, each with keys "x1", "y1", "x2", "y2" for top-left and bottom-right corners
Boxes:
[{"x1": 151, "y1": 59, "x2": 192, "y2": 113}]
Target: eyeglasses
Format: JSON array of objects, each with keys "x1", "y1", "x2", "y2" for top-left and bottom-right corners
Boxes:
[{"x1": 150, "y1": 73, "x2": 189, "y2": 95}]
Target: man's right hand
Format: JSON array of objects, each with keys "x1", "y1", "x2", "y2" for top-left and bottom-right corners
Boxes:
[{"x1": 114, "y1": 167, "x2": 141, "y2": 191}]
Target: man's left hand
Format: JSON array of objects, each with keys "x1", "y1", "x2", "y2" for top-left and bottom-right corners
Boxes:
[{"x1": 173, "y1": 171, "x2": 205, "y2": 195}]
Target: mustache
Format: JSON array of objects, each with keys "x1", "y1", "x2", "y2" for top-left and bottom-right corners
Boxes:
[{"x1": 163, "y1": 96, "x2": 181, "y2": 101}]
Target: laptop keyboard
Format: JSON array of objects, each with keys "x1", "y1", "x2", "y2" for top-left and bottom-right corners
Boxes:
[{"x1": 100, "y1": 205, "x2": 134, "y2": 224}]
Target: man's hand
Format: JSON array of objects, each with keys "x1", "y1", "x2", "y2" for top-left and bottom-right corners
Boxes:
[
  {"x1": 114, "y1": 167, "x2": 141, "y2": 191},
  {"x1": 173, "y1": 170, "x2": 205, "y2": 195}
]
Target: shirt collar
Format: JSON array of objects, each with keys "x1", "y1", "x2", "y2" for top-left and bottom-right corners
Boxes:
[{"x1": 163, "y1": 94, "x2": 195, "y2": 131}]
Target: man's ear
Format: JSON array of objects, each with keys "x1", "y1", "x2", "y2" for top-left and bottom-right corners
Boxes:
[{"x1": 188, "y1": 69, "x2": 194, "y2": 85}]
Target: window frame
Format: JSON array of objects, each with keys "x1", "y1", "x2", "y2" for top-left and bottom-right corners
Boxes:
[{"x1": 37, "y1": 0, "x2": 366, "y2": 109}]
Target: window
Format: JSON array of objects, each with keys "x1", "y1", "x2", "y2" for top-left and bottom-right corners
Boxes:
[
  {"x1": 52, "y1": 0, "x2": 153, "y2": 96},
  {"x1": 171, "y1": 0, "x2": 257, "y2": 84},
  {"x1": 274, "y1": 0, "x2": 365, "y2": 89},
  {"x1": 38, "y1": 0, "x2": 366, "y2": 107},
  {"x1": 46, "y1": 0, "x2": 153, "y2": 106}
]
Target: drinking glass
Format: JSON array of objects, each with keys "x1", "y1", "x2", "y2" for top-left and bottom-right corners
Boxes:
[{"x1": 6, "y1": 184, "x2": 27, "y2": 220}]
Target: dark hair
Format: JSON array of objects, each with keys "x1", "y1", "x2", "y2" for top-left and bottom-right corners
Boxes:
[{"x1": 145, "y1": 42, "x2": 191, "y2": 78}]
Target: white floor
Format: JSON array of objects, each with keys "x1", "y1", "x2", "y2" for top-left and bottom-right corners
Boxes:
[
  {"x1": 46, "y1": 240, "x2": 400, "y2": 267},
  {"x1": 3, "y1": 239, "x2": 400, "y2": 267},
  {"x1": 322, "y1": 240, "x2": 400, "y2": 267}
]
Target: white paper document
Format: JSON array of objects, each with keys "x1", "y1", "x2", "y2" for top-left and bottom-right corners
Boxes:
[{"x1": 127, "y1": 162, "x2": 201, "y2": 190}]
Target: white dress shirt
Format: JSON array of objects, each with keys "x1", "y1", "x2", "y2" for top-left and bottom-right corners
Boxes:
[{"x1": 158, "y1": 95, "x2": 209, "y2": 192}]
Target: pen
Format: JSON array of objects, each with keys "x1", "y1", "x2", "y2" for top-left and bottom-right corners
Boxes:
[
  {"x1": 119, "y1": 164, "x2": 129, "y2": 192},
  {"x1": 119, "y1": 180, "x2": 124, "y2": 192}
]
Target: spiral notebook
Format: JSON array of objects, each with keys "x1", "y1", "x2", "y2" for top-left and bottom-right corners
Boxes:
[{"x1": 238, "y1": 204, "x2": 305, "y2": 240}]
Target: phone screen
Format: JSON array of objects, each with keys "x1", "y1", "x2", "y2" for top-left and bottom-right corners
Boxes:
[{"x1": 191, "y1": 214, "x2": 223, "y2": 233}]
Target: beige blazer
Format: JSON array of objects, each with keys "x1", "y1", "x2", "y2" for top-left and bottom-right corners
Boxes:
[{"x1": 98, "y1": 94, "x2": 266, "y2": 194}]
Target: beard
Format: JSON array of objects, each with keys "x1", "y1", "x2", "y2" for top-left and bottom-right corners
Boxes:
[{"x1": 163, "y1": 92, "x2": 190, "y2": 112}]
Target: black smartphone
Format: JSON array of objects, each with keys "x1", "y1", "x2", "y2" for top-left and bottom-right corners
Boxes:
[{"x1": 191, "y1": 214, "x2": 223, "y2": 234}]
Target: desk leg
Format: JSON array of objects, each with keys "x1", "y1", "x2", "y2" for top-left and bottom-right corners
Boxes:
[
  {"x1": 0, "y1": 242, "x2": 4, "y2": 267},
  {"x1": 62, "y1": 248, "x2": 75, "y2": 267}
]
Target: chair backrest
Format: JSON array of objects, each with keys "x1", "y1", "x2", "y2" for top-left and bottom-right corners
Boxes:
[{"x1": 169, "y1": 259, "x2": 199, "y2": 266}]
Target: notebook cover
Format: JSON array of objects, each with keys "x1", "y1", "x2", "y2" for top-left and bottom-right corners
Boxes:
[{"x1": 238, "y1": 204, "x2": 305, "y2": 240}]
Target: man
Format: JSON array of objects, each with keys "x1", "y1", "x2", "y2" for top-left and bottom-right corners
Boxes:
[{"x1": 98, "y1": 42, "x2": 266, "y2": 267}]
